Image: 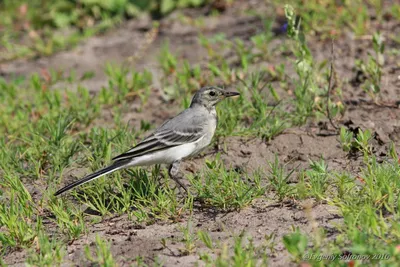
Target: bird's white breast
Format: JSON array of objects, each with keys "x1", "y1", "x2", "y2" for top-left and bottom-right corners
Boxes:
[{"x1": 193, "y1": 109, "x2": 217, "y2": 154}]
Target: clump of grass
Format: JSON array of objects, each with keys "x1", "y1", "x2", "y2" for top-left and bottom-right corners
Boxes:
[
  {"x1": 284, "y1": 4, "x2": 344, "y2": 125},
  {"x1": 84, "y1": 235, "x2": 116, "y2": 267},
  {"x1": 267, "y1": 155, "x2": 297, "y2": 201},
  {"x1": 26, "y1": 230, "x2": 65, "y2": 266},
  {"x1": 178, "y1": 220, "x2": 197, "y2": 255},
  {"x1": 283, "y1": 228, "x2": 308, "y2": 263},
  {"x1": 104, "y1": 64, "x2": 153, "y2": 106},
  {"x1": 198, "y1": 231, "x2": 269, "y2": 266},
  {"x1": 188, "y1": 154, "x2": 265, "y2": 210},
  {"x1": 73, "y1": 164, "x2": 194, "y2": 223},
  {"x1": 339, "y1": 127, "x2": 373, "y2": 156},
  {"x1": 48, "y1": 199, "x2": 87, "y2": 240},
  {"x1": 305, "y1": 158, "x2": 329, "y2": 201},
  {"x1": 355, "y1": 32, "x2": 385, "y2": 102},
  {"x1": 0, "y1": 168, "x2": 38, "y2": 250},
  {"x1": 286, "y1": 148, "x2": 400, "y2": 266}
]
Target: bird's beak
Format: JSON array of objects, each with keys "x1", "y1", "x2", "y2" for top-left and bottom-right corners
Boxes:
[{"x1": 223, "y1": 91, "x2": 240, "y2": 98}]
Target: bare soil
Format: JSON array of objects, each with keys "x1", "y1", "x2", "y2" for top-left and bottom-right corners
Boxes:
[{"x1": 1, "y1": 1, "x2": 400, "y2": 266}]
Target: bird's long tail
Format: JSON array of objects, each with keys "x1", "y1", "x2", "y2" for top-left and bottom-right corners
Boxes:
[{"x1": 54, "y1": 161, "x2": 127, "y2": 196}]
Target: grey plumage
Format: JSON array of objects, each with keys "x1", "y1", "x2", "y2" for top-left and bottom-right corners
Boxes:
[{"x1": 54, "y1": 86, "x2": 239, "y2": 196}]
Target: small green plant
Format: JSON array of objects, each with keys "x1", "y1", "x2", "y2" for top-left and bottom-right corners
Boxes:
[
  {"x1": 85, "y1": 235, "x2": 116, "y2": 267},
  {"x1": 251, "y1": 18, "x2": 275, "y2": 59},
  {"x1": 104, "y1": 64, "x2": 153, "y2": 106},
  {"x1": 197, "y1": 230, "x2": 214, "y2": 249},
  {"x1": 355, "y1": 128, "x2": 373, "y2": 155},
  {"x1": 178, "y1": 220, "x2": 197, "y2": 255},
  {"x1": 284, "y1": 4, "x2": 345, "y2": 126},
  {"x1": 159, "y1": 41, "x2": 178, "y2": 77},
  {"x1": 283, "y1": 228, "x2": 308, "y2": 263},
  {"x1": 0, "y1": 172, "x2": 37, "y2": 249},
  {"x1": 339, "y1": 126, "x2": 354, "y2": 152},
  {"x1": 26, "y1": 231, "x2": 65, "y2": 266},
  {"x1": 284, "y1": 4, "x2": 321, "y2": 124},
  {"x1": 338, "y1": 127, "x2": 373, "y2": 155},
  {"x1": 233, "y1": 38, "x2": 253, "y2": 72},
  {"x1": 306, "y1": 159, "x2": 329, "y2": 201},
  {"x1": 355, "y1": 32, "x2": 385, "y2": 101},
  {"x1": 198, "y1": 232, "x2": 269, "y2": 266},
  {"x1": 188, "y1": 155, "x2": 265, "y2": 210},
  {"x1": 48, "y1": 199, "x2": 86, "y2": 239},
  {"x1": 267, "y1": 155, "x2": 296, "y2": 200}
]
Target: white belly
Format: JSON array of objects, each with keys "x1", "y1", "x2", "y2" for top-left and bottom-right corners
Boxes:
[{"x1": 126, "y1": 140, "x2": 201, "y2": 167}]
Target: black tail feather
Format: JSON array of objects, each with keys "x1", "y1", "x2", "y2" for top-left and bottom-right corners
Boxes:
[{"x1": 54, "y1": 163, "x2": 124, "y2": 196}]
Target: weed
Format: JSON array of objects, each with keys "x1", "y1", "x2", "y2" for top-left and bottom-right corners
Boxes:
[
  {"x1": 26, "y1": 231, "x2": 65, "y2": 266},
  {"x1": 199, "y1": 232, "x2": 269, "y2": 266},
  {"x1": 178, "y1": 220, "x2": 197, "y2": 255},
  {"x1": 0, "y1": 171, "x2": 37, "y2": 249},
  {"x1": 354, "y1": 128, "x2": 373, "y2": 156},
  {"x1": 339, "y1": 127, "x2": 354, "y2": 152},
  {"x1": 283, "y1": 227, "x2": 308, "y2": 263},
  {"x1": 355, "y1": 32, "x2": 385, "y2": 101},
  {"x1": 338, "y1": 127, "x2": 373, "y2": 156},
  {"x1": 267, "y1": 155, "x2": 296, "y2": 201},
  {"x1": 251, "y1": 18, "x2": 275, "y2": 59},
  {"x1": 188, "y1": 155, "x2": 265, "y2": 210},
  {"x1": 48, "y1": 199, "x2": 86, "y2": 239},
  {"x1": 197, "y1": 230, "x2": 214, "y2": 249},
  {"x1": 284, "y1": 4, "x2": 344, "y2": 125},
  {"x1": 305, "y1": 159, "x2": 329, "y2": 201},
  {"x1": 104, "y1": 64, "x2": 153, "y2": 106},
  {"x1": 159, "y1": 42, "x2": 178, "y2": 77},
  {"x1": 85, "y1": 235, "x2": 116, "y2": 267}
]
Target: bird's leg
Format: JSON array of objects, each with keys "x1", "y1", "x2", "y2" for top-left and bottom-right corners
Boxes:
[{"x1": 168, "y1": 161, "x2": 188, "y2": 193}]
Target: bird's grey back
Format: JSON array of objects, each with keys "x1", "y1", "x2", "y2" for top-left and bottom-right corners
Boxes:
[{"x1": 157, "y1": 105, "x2": 215, "y2": 135}]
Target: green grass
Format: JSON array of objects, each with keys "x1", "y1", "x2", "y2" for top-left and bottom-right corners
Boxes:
[
  {"x1": 198, "y1": 231, "x2": 269, "y2": 266},
  {"x1": 293, "y1": 153, "x2": 400, "y2": 266},
  {"x1": 271, "y1": 0, "x2": 392, "y2": 38},
  {"x1": 188, "y1": 154, "x2": 266, "y2": 210},
  {"x1": 0, "y1": 0, "x2": 212, "y2": 61},
  {"x1": 26, "y1": 230, "x2": 65, "y2": 266},
  {"x1": 1, "y1": 1, "x2": 400, "y2": 266},
  {"x1": 85, "y1": 235, "x2": 116, "y2": 266}
]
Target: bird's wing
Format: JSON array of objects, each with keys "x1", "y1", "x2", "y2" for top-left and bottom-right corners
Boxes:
[{"x1": 112, "y1": 112, "x2": 206, "y2": 161}]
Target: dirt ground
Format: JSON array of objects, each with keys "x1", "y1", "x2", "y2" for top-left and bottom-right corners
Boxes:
[{"x1": 1, "y1": 1, "x2": 400, "y2": 266}]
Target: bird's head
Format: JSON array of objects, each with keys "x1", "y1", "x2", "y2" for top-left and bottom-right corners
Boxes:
[{"x1": 190, "y1": 86, "x2": 240, "y2": 109}]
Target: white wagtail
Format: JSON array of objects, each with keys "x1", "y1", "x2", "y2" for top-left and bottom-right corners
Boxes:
[{"x1": 54, "y1": 86, "x2": 239, "y2": 196}]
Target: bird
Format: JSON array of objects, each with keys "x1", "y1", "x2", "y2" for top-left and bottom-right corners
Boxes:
[{"x1": 54, "y1": 86, "x2": 239, "y2": 196}]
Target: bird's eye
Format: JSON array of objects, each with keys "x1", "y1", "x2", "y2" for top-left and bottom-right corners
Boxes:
[{"x1": 209, "y1": 91, "x2": 216, "y2": 96}]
